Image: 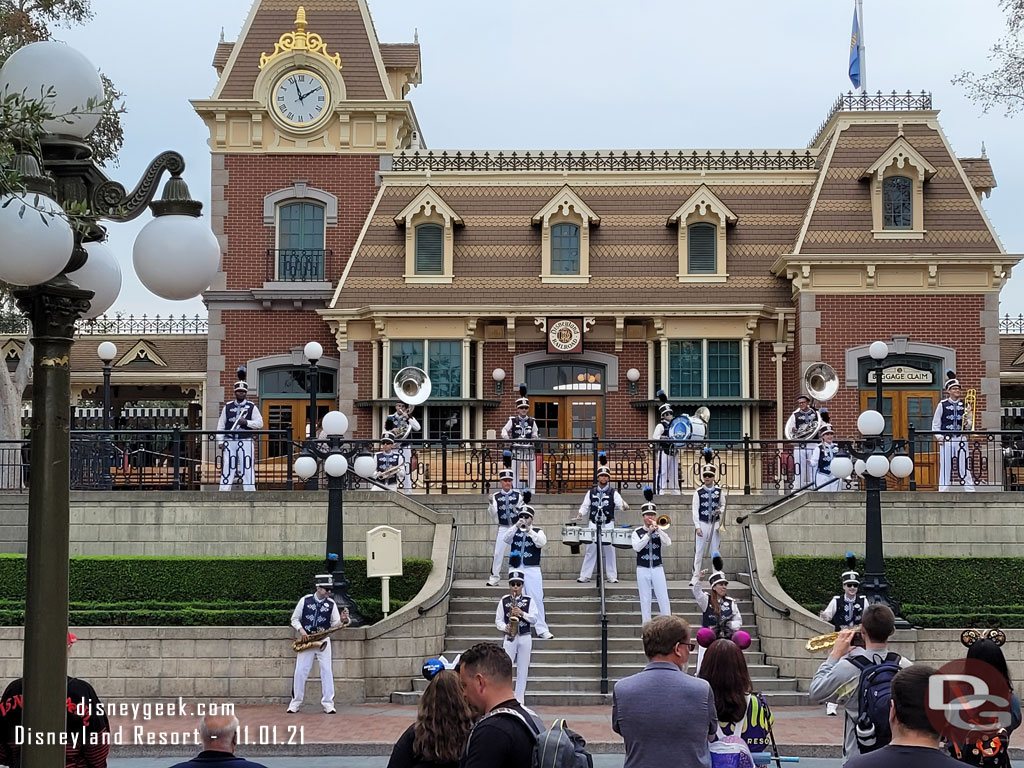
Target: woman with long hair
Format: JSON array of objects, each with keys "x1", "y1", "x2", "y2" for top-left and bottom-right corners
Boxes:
[
  {"x1": 387, "y1": 669, "x2": 475, "y2": 768},
  {"x1": 698, "y1": 638, "x2": 773, "y2": 754}
]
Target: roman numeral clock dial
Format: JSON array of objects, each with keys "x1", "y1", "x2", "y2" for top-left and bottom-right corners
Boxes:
[{"x1": 272, "y1": 70, "x2": 330, "y2": 128}]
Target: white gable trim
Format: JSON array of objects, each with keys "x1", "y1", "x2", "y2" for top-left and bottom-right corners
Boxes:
[
  {"x1": 393, "y1": 186, "x2": 463, "y2": 227},
  {"x1": 862, "y1": 136, "x2": 937, "y2": 182},
  {"x1": 667, "y1": 184, "x2": 738, "y2": 227},
  {"x1": 532, "y1": 185, "x2": 600, "y2": 227}
]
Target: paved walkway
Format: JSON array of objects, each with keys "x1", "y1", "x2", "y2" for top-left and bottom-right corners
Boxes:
[{"x1": 108, "y1": 702, "x2": 845, "y2": 758}]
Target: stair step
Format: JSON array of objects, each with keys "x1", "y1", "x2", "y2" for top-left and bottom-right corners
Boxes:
[
  {"x1": 434, "y1": 636, "x2": 762, "y2": 652},
  {"x1": 449, "y1": 610, "x2": 754, "y2": 626},
  {"x1": 445, "y1": 623, "x2": 757, "y2": 638},
  {"x1": 393, "y1": 688, "x2": 808, "y2": 707}
]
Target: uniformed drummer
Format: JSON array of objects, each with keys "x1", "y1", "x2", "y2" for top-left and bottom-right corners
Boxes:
[
  {"x1": 501, "y1": 495, "x2": 553, "y2": 639},
  {"x1": 632, "y1": 487, "x2": 672, "y2": 624},
  {"x1": 495, "y1": 569, "x2": 537, "y2": 703},
  {"x1": 651, "y1": 390, "x2": 681, "y2": 495},
  {"x1": 575, "y1": 454, "x2": 627, "y2": 584}
]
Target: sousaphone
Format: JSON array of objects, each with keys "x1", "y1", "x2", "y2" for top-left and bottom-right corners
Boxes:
[{"x1": 785, "y1": 363, "x2": 839, "y2": 440}]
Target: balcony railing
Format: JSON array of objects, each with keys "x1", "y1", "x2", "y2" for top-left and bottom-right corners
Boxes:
[
  {"x1": 1000, "y1": 314, "x2": 1024, "y2": 334},
  {"x1": 0, "y1": 313, "x2": 207, "y2": 336},
  {"x1": 268, "y1": 248, "x2": 330, "y2": 282},
  {"x1": 809, "y1": 90, "x2": 933, "y2": 147}
]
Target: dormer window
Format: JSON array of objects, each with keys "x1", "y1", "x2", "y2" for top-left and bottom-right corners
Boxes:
[
  {"x1": 863, "y1": 137, "x2": 936, "y2": 240},
  {"x1": 668, "y1": 184, "x2": 736, "y2": 282},
  {"x1": 395, "y1": 186, "x2": 463, "y2": 283},
  {"x1": 882, "y1": 176, "x2": 913, "y2": 230},
  {"x1": 533, "y1": 186, "x2": 600, "y2": 284}
]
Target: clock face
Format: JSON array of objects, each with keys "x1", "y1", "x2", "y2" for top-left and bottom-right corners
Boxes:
[{"x1": 273, "y1": 70, "x2": 330, "y2": 127}]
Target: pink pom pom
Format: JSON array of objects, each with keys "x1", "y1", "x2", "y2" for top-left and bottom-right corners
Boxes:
[
  {"x1": 696, "y1": 627, "x2": 716, "y2": 648},
  {"x1": 732, "y1": 630, "x2": 752, "y2": 650}
]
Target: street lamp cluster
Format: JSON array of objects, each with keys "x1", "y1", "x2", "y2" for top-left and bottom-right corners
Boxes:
[{"x1": 0, "y1": 40, "x2": 219, "y2": 768}]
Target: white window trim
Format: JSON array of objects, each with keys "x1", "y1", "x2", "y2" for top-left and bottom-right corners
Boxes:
[
  {"x1": 863, "y1": 137, "x2": 935, "y2": 239},
  {"x1": 668, "y1": 185, "x2": 736, "y2": 282},
  {"x1": 395, "y1": 186, "x2": 462, "y2": 281},
  {"x1": 533, "y1": 186, "x2": 600, "y2": 283},
  {"x1": 264, "y1": 182, "x2": 338, "y2": 226}
]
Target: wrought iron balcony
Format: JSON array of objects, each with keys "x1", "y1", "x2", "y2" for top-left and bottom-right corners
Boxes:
[
  {"x1": 0, "y1": 313, "x2": 208, "y2": 336},
  {"x1": 809, "y1": 90, "x2": 932, "y2": 147},
  {"x1": 268, "y1": 248, "x2": 331, "y2": 282}
]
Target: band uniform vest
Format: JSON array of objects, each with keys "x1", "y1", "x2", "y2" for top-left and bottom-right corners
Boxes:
[
  {"x1": 818, "y1": 444, "x2": 835, "y2": 474},
  {"x1": 300, "y1": 595, "x2": 336, "y2": 634},
  {"x1": 501, "y1": 594, "x2": 533, "y2": 636},
  {"x1": 634, "y1": 527, "x2": 663, "y2": 568},
  {"x1": 938, "y1": 398, "x2": 966, "y2": 433},
  {"x1": 702, "y1": 595, "x2": 736, "y2": 633},
  {"x1": 389, "y1": 412, "x2": 410, "y2": 440},
  {"x1": 223, "y1": 401, "x2": 256, "y2": 439},
  {"x1": 658, "y1": 418, "x2": 678, "y2": 456},
  {"x1": 509, "y1": 416, "x2": 536, "y2": 440},
  {"x1": 492, "y1": 489, "x2": 522, "y2": 527},
  {"x1": 375, "y1": 451, "x2": 402, "y2": 484},
  {"x1": 588, "y1": 487, "x2": 615, "y2": 525},
  {"x1": 696, "y1": 486, "x2": 722, "y2": 523},
  {"x1": 827, "y1": 595, "x2": 866, "y2": 631},
  {"x1": 792, "y1": 408, "x2": 816, "y2": 435},
  {"x1": 509, "y1": 529, "x2": 542, "y2": 568}
]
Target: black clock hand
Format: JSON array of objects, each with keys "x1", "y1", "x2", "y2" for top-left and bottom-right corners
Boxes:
[
  {"x1": 293, "y1": 80, "x2": 305, "y2": 102},
  {"x1": 299, "y1": 85, "x2": 322, "y2": 100}
]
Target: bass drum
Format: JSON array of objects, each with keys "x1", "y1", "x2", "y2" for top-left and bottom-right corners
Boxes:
[{"x1": 667, "y1": 415, "x2": 692, "y2": 444}]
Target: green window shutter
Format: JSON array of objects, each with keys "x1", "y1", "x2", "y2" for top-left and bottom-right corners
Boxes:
[
  {"x1": 687, "y1": 223, "x2": 717, "y2": 274},
  {"x1": 415, "y1": 225, "x2": 444, "y2": 274}
]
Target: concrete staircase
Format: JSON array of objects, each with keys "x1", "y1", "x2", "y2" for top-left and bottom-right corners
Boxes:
[{"x1": 389, "y1": 491, "x2": 805, "y2": 706}]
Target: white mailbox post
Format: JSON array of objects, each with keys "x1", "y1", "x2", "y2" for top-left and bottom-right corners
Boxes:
[{"x1": 366, "y1": 525, "x2": 403, "y2": 618}]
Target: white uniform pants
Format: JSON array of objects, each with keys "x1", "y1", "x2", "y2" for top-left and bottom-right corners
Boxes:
[
  {"x1": 219, "y1": 439, "x2": 255, "y2": 491},
  {"x1": 289, "y1": 638, "x2": 335, "y2": 712},
  {"x1": 793, "y1": 445, "x2": 814, "y2": 489},
  {"x1": 815, "y1": 472, "x2": 840, "y2": 492},
  {"x1": 512, "y1": 456, "x2": 536, "y2": 491},
  {"x1": 401, "y1": 446, "x2": 413, "y2": 491},
  {"x1": 656, "y1": 451, "x2": 680, "y2": 495},
  {"x1": 692, "y1": 520, "x2": 721, "y2": 578},
  {"x1": 938, "y1": 439, "x2": 975, "y2": 492},
  {"x1": 503, "y1": 633, "x2": 533, "y2": 702},
  {"x1": 491, "y1": 526, "x2": 512, "y2": 580},
  {"x1": 637, "y1": 566, "x2": 671, "y2": 625},
  {"x1": 520, "y1": 566, "x2": 549, "y2": 635},
  {"x1": 579, "y1": 541, "x2": 618, "y2": 582}
]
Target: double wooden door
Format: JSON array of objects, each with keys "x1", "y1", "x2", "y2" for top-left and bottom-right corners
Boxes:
[
  {"x1": 531, "y1": 396, "x2": 603, "y2": 440},
  {"x1": 859, "y1": 390, "x2": 938, "y2": 489}
]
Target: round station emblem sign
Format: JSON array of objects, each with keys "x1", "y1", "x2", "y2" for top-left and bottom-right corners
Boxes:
[{"x1": 548, "y1": 319, "x2": 583, "y2": 353}]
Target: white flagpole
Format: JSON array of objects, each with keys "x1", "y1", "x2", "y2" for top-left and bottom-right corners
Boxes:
[{"x1": 857, "y1": 0, "x2": 867, "y2": 93}]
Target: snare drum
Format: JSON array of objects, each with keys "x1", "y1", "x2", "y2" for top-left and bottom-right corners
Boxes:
[
  {"x1": 611, "y1": 527, "x2": 634, "y2": 549},
  {"x1": 561, "y1": 524, "x2": 582, "y2": 546},
  {"x1": 577, "y1": 527, "x2": 597, "y2": 544}
]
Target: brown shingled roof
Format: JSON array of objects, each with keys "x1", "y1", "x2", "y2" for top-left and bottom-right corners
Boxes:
[
  {"x1": 1001, "y1": 335, "x2": 1024, "y2": 371},
  {"x1": 380, "y1": 43, "x2": 420, "y2": 69},
  {"x1": 212, "y1": 41, "x2": 234, "y2": 74},
  {"x1": 959, "y1": 156, "x2": 997, "y2": 196}
]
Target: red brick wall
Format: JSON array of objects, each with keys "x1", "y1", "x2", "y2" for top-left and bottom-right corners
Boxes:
[
  {"x1": 351, "y1": 340, "x2": 374, "y2": 438},
  {"x1": 757, "y1": 340, "x2": 778, "y2": 439},
  {"x1": 222, "y1": 154, "x2": 379, "y2": 290}
]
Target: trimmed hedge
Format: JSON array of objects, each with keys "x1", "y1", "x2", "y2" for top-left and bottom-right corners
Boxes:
[
  {"x1": 775, "y1": 556, "x2": 1024, "y2": 629},
  {"x1": 0, "y1": 556, "x2": 432, "y2": 625}
]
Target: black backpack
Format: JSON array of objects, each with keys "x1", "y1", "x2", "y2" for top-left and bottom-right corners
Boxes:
[
  {"x1": 849, "y1": 651, "x2": 902, "y2": 753},
  {"x1": 489, "y1": 707, "x2": 593, "y2": 768}
]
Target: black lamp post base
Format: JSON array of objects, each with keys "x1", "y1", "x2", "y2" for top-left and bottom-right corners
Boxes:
[
  {"x1": 329, "y1": 584, "x2": 366, "y2": 628},
  {"x1": 860, "y1": 574, "x2": 910, "y2": 628}
]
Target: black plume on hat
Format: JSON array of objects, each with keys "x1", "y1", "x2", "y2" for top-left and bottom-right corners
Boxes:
[
  {"x1": 712, "y1": 554, "x2": 724, "y2": 572},
  {"x1": 846, "y1": 552, "x2": 857, "y2": 570},
  {"x1": 702, "y1": 447, "x2": 715, "y2": 464},
  {"x1": 820, "y1": 407, "x2": 831, "y2": 424},
  {"x1": 236, "y1": 366, "x2": 247, "y2": 382},
  {"x1": 643, "y1": 486, "x2": 654, "y2": 503},
  {"x1": 522, "y1": 490, "x2": 532, "y2": 504},
  {"x1": 385, "y1": 417, "x2": 395, "y2": 431},
  {"x1": 946, "y1": 369, "x2": 956, "y2": 381},
  {"x1": 519, "y1": 383, "x2": 528, "y2": 398},
  {"x1": 502, "y1": 450, "x2": 512, "y2": 469},
  {"x1": 598, "y1": 451, "x2": 608, "y2": 466},
  {"x1": 657, "y1": 389, "x2": 669, "y2": 404}
]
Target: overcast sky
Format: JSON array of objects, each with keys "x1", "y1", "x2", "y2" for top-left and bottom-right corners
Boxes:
[{"x1": 53, "y1": 0, "x2": 1024, "y2": 318}]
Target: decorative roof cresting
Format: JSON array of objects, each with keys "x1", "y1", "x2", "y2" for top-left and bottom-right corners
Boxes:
[{"x1": 259, "y1": 6, "x2": 342, "y2": 70}]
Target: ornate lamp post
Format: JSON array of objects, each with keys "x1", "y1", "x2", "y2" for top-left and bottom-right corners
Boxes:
[
  {"x1": 97, "y1": 341, "x2": 117, "y2": 489},
  {"x1": 830, "y1": 342, "x2": 914, "y2": 623},
  {"x1": 294, "y1": 410, "x2": 367, "y2": 626},
  {"x1": 303, "y1": 341, "x2": 323, "y2": 490},
  {"x1": 0, "y1": 42, "x2": 219, "y2": 768}
]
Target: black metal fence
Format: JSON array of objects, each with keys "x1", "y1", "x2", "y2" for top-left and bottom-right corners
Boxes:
[{"x1": 266, "y1": 248, "x2": 331, "y2": 282}]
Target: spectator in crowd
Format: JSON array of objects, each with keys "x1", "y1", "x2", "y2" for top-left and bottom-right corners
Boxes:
[
  {"x1": 167, "y1": 715, "x2": 267, "y2": 768},
  {"x1": 0, "y1": 632, "x2": 109, "y2": 768},
  {"x1": 388, "y1": 669, "x2": 474, "y2": 768},
  {"x1": 809, "y1": 603, "x2": 912, "y2": 761},
  {"x1": 699, "y1": 638, "x2": 773, "y2": 754},
  {"x1": 612, "y1": 615, "x2": 717, "y2": 768},
  {"x1": 846, "y1": 665, "x2": 962, "y2": 767},
  {"x1": 459, "y1": 642, "x2": 543, "y2": 768}
]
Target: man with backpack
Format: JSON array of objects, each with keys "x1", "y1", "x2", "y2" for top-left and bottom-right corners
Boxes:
[{"x1": 809, "y1": 604, "x2": 912, "y2": 763}]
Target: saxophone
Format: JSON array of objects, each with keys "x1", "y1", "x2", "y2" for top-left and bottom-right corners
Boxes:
[
  {"x1": 293, "y1": 616, "x2": 351, "y2": 653},
  {"x1": 506, "y1": 592, "x2": 522, "y2": 641}
]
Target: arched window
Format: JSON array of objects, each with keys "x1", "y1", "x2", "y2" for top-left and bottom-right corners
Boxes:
[
  {"x1": 687, "y1": 223, "x2": 717, "y2": 273},
  {"x1": 277, "y1": 201, "x2": 326, "y2": 280},
  {"x1": 882, "y1": 176, "x2": 913, "y2": 230},
  {"x1": 414, "y1": 224, "x2": 444, "y2": 274},
  {"x1": 550, "y1": 223, "x2": 581, "y2": 275}
]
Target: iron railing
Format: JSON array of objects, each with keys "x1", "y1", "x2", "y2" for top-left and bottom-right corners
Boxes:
[
  {"x1": 999, "y1": 313, "x2": 1024, "y2": 334},
  {"x1": 391, "y1": 149, "x2": 818, "y2": 173},
  {"x1": 809, "y1": 90, "x2": 933, "y2": 147},
  {"x1": 0, "y1": 313, "x2": 207, "y2": 336},
  {"x1": 267, "y1": 248, "x2": 331, "y2": 282},
  {"x1": 906, "y1": 426, "x2": 1024, "y2": 491}
]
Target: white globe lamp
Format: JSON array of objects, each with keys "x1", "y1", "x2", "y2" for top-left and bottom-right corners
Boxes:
[
  {"x1": 854, "y1": 459, "x2": 868, "y2": 477},
  {"x1": 353, "y1": 454, "x2": 377, "y2": 479},
  {"x1": 869, "y1": 341, "x2": 889, "y2": 361},
  {"x1": 324, "y1": 453, "x2": 349, "y2": 478},
  {"x1": 322, "y1": 411, "x2": 349, "y2": 437},
  {"x1": 293, "y1": 455, "x2": 317, "y2": 480},
  {"x1": 70, "y1": 241, "x2": 122, "y2": 319},
  {"x1": 626, "y1": 368, "x2": 640, "y2": 382},
  {"x1": 133, "y1": 215, "x2": 220, "y2": 300},
  {"x1": 97, "y1": 341, "x2": 117, "y2": 363},
  {"x1": 865, "y1": 454, "x2": 890, "y2": 478},
  {"x1": 0, "y1": 192, "x2": 73, "y2": 286},
  {"x1": 304, "y1": 341, "x2": 324, "y2": 364},
  {"x1": 492, "y1": 368, "x2": 506, "y2": 382},
  {"x1": 857, "y1": 410, "x2": 885, "y2": 437},
  {"x1": 831, "y1": 455, "x2": 854, "y2": 480},
  {"x1": 889, "y1": 455, "x2": 914, "y2": 479}
]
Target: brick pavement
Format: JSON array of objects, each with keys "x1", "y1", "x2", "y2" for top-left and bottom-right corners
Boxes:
[{"x1": 108, "y1": 703, "x2": 845, "y2": 757}]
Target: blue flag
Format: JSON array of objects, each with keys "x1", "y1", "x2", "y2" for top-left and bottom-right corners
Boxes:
[{"x1": 848, "y1": 7, "x2": 861, "y2": 88}]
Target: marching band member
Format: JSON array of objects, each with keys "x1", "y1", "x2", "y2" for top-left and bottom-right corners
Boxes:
[
  {"x1": 495, "y1": 570, "x2": 538, "y2": 702},
  {"x1": 288, "y1": 574, "x2": 349, "y2": 714},
  {"x1": 372, "y1": 425, "x2": 406, "y2": 492},
  {"x1": 216, "y1": 367, "x2": 264, "y2": 492},
  {"x1": 501, "y1": 493, "x2": 553, "y2": 638},
  {"x1": 692, "y1": 555, "x2": 742, "y2": 674},
  {"x1": 575, "y1": 453, "x2": 627, "y2": 584},
  {"x1": 632, "y1": 487, "x2": 671, "y2": 625},
  {"x1": 486, "y1": 452, "x2": 523, "y2": 587},
  {"x1": 786, "y1": 394, "x2": 817, "y2": 489},
  {"x1": 387, "y1": 401, "x2": 420, "y2": 492},
  {"x1": 933, "y1": 370, "x2": 976, "y2": 492},
  {"x1": 501, "y1": 384, "x2": 539, "y2": 492},
  {"x1": 691, "y1": 461, "x2": 723, "y2": 586},
  {"x1": 811, "y1": 423, "x2": 840, "y2": 492},
  {"x1": 818, "y1": 554, "x2": 869, "y2": 716},
  {"x1": 651, "y1": 390, "x2": 680, "y2": 495}
]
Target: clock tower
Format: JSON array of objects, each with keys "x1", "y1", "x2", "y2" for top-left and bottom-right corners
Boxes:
[{"x1": 192, "y1": 2, "x2": 422, "y2": 437}]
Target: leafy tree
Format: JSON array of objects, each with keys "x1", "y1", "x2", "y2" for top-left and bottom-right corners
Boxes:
[{"x1": 953, "y1": 0, "x2": 1024, "y2": 116}]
